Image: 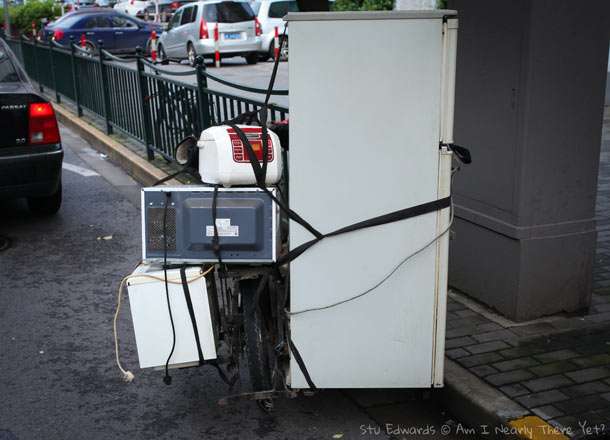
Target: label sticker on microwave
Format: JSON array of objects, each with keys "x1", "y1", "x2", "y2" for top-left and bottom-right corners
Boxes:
[{"x1": 206, "y1": 218, "x2": 239, "y2": 237}]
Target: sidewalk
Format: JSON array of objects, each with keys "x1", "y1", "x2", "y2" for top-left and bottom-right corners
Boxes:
[{"x1": 443, "y1": 108, "x2": 610, "y2": 437}]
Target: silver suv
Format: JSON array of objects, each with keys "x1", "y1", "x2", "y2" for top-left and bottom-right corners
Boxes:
[
  {"x1": 158, "y1": 0, "x2": 261, "y2": 65},
  {"x1": 251, "y1": 0, "x2": 296, "y2": 61}
]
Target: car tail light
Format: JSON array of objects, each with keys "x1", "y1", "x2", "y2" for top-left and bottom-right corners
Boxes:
[
  {"x1": 53, "y1": 28, "x2": 64, "y2": 41},
  {"x1": 170, "y1": 1, "x2": 179, "y2": 10},
  {"x1": 28, "y1": 102, "x2": 60, "y2": 145},
  {"x1": 254, "y1": 17, "x2": 262, "y2": 37},
  {"x1": 199, "y1": 18, "x2": 209, "y2": 39}
]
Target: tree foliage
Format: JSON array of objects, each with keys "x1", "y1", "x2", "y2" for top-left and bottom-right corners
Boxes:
[{"x1": 2, "y1": 0, "x2": 61, "y2": 36}]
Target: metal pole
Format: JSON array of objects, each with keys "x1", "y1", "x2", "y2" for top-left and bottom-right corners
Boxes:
[
  {"x1": 49, "y1": 40, "x2": 60, "y2": 103},
  {"x1": 69, "y1": 36, "x2": 82, "y2": 116},
  {"x1": 3, "y1": 0, "x2": 10, "y2": 38},
  {"x1": 195, "y1": 56, "x2": 211, "y2": 132},
  {"x1": 32, "y1": 36, "x2": 43, "y2": 93},
  {"x1": 135, "y1": 46, "x2": 154, "y2": 160},
  {"x1": 97, "y1": 40, "x2": 112, "y2": 134}
]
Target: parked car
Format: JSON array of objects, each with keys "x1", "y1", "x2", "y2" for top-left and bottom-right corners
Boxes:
[
  {"x1": 251, "y1": 0, "x2": 295, "y2": 61},
  {"x1": 113, "y1": 0, "x2": 151, "y2": 17},
  {"x1": 158, "y1": 0, "x2": 261, "y2": 66},
  {"x1": 44, "y1": 10, "x2": 162, "y2": 54},
  {"x1": 62, "y1": 0, "x2": 98, "y2": 12},
  {"x1": 0, "y1": 40, "x2": 63, "y2": 215},
  {"x1": 140, "y1": 0, "x2": 195, "y2": 23},
  {"x1": 95, "y1": 0, "x2": 118, "y2": 7}
]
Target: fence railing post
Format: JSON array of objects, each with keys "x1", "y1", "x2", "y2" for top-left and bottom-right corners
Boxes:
[
  {"x1": 69, "y1": 37, "x2": 82, "y2": 117},
  {"x1": 135, "y1": 47, "x2": 154, "y2": 160},
  {"x1": 195, "y1": 56, "x2": 212, "y2": 131},
  {"x1": 97, "y1": 41, "x2": 112, "y2": 134},
  {"x1": 49, "y1": 41, "x2": 61, "y2": 104},
  {"x1": 32, "y1": 37, "x2": 43, "y2": 93},
  {"x1": 18, "y1": 34, "x2": 25, "y2": 65}
]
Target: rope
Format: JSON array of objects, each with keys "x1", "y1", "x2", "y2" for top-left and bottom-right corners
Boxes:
[
  {"x1": 113, "y1": 265, "x2": 214, "y2": 382},
  {"x1": 102, "y1": 49, "x2": 136, "y2": 63}
]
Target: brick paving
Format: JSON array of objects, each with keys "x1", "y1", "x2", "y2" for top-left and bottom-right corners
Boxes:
[{"x1": 445, "y1": 108, "x2": 610, "y2": 436}]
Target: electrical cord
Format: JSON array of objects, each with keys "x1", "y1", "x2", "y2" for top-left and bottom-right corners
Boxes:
[
  {"x1": 113, "y1": 266, "x2": 214, "y2": 382},
  {"x1": 286, "y1": 201, "x2": 454, "y2": 316},
  {"x1": 162, "y1": 192, "x2": 177, "y2": 385}
]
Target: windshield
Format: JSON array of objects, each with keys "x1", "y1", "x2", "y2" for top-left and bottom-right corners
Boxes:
[
  {"x1": 0, "y1": 49, "x2": 20, "y2": 83},
  {"x1": 268, "y1": 0, "x2": 298, "y2": 18},
  {"x1": 204, "y1": 1, "x2": 255, "y2": 23}
]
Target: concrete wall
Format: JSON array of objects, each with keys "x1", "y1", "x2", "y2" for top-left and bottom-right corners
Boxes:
[
  {"x1": 606, "y1": 48, "x2": 610, "y2": 106},
  {"x1": 447, "y1": 0, "x2": 610, "y2": 320}
]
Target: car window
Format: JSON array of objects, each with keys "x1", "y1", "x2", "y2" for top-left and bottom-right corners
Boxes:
[
  {"x1": 111, "y1": 15, "x2": 137, "y2": 28},
  {"x1": 250, "y1": 1, "x2": 260, "y2": 15},
  {"x1": 203, "y1": 4, "x2": 217, "y2": 22},
  {"x1": 214, "y1": 1, "x2": 254, "y2": 23},
  {"x1": 190, "y1": 5, "x2": 198, "y2": 22},
  {"x1": 268, "y1": 0, "x2": 298, "y2": 18},
  {"x1": 0, "y1": 49, "x2": 19, "y2": 83},
  {"x1": 180, "y1": 6, "x2": 193, "y2": 24},
  {"x1": 84, "y1": 16, "x2": 110, "y2": 28},
  {"x1": 55, "y1": 14, "x2": 88, "y2": 28},
  {"x1": 169, "y1": 9, "x2": 182, "y2": 28}
]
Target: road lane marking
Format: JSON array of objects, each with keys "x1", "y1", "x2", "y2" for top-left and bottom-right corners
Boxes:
[{"x1": 62, "y1": 162, "x2": 99, "y2": 177}]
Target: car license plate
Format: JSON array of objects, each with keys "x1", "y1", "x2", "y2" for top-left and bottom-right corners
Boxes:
[{"x1": 223, "y1": 32, "x2": 241, "y2": 40}]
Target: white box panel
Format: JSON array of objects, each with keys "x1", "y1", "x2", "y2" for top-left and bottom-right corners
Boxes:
[{"x1": 127, "y1": 264, "x2": 217, "y2": 369}]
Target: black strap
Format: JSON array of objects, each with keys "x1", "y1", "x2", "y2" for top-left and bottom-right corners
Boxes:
[
  {"x1": 211, "y1": 185, "x2": 223, "y2": 264},
  {"x1": 288, "y1": 339, "x2": 316, "y2": 390},
  {"x1": 443, "y1": 143, "x2": 472, "y2": 164},
  {"x1": 228, "y1": 124, "x2": 323, "y2": 239},
  {"x1": 276, "y1": 195, "x2": 451, "y2": 266},
  {"x1": 152, "y1": 166, "x2": 200, "y2": 186},
  {"x1": 180, "y1": 266, "x2": 205, "y2": 366}
]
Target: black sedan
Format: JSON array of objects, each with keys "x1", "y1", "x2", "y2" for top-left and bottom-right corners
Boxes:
[{"x1": 0, "y1": 39, "x2": 63, "y2": 215}]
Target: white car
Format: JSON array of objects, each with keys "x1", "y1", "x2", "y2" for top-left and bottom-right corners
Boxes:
[
  {"x1": 114, "y1": 0, "x2": 151, "y2": 17},
  {"x1": 158, "y1": 0, "x2": 261, "y2": 65},
  {"x1": 251, "y1": 0, "x2": 294, "y2": 61}
]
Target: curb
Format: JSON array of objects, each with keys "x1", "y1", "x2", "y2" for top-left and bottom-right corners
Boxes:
[
  {"x1": 441, "y1": 359, "x2": 569, "y2": 439},
  {"x1": 53, "y1": 104, "x2": 180, "y2": 187}
]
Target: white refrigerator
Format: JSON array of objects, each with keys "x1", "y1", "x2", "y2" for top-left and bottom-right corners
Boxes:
[{"x1": 287, "y1": 10, "x2": 458, "y2": 388}]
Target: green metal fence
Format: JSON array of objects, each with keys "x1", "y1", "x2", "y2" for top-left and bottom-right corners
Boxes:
[{"x1": 4, "y1": 36, "x2": 289, "y2": 162}]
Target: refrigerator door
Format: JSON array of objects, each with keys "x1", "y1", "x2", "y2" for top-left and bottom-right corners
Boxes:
[{"x1": 287, "y1": 11, "x2": 456, "y2": 388}]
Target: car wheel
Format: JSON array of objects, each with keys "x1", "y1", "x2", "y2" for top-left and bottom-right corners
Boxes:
[
  {"x1": 279, "y1": 36, "x2": 288, "y2": 61},
  {"x1": 187, "y1": 43, "x2": 197, "y2": 67},
  {"x1": 84, "y1": 41, "x2": 96, "y2": 56},
  {"x1": 28, "y1": 180, "x2": 62, "y2": 216},
  {"x1": 240, "y1": 278, "x2": 273, "y2": 393},
  {"x1": 245, "y1": 53, "x2": 258, "y2": 65},
  {"x1": 268, "y1": 37, "x2": 288, "y2": 62},
  {"x1": 157, "y1": 43, "x2": 167, "y2": 62}
]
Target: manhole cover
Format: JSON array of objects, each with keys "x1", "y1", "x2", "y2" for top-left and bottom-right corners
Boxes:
[{"x1": 0, "y1": 235, "x2": 11, "y2": 252}]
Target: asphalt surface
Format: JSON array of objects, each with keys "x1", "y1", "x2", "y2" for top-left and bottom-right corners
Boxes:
[
  {"x1": 113, "y1": 57, "x2": 289, "y2": 108},
  {"x1": 0, "y1": 125, "x2": 465, "y2": 440}
]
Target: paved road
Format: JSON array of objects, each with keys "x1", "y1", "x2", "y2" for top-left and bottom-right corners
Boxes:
[
  {"x1": 113, "y1": 57, "x2": 289, "y2": 108},
  {"x1": 0, "y1": 125, "x2": 465, "y2": 440}
]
